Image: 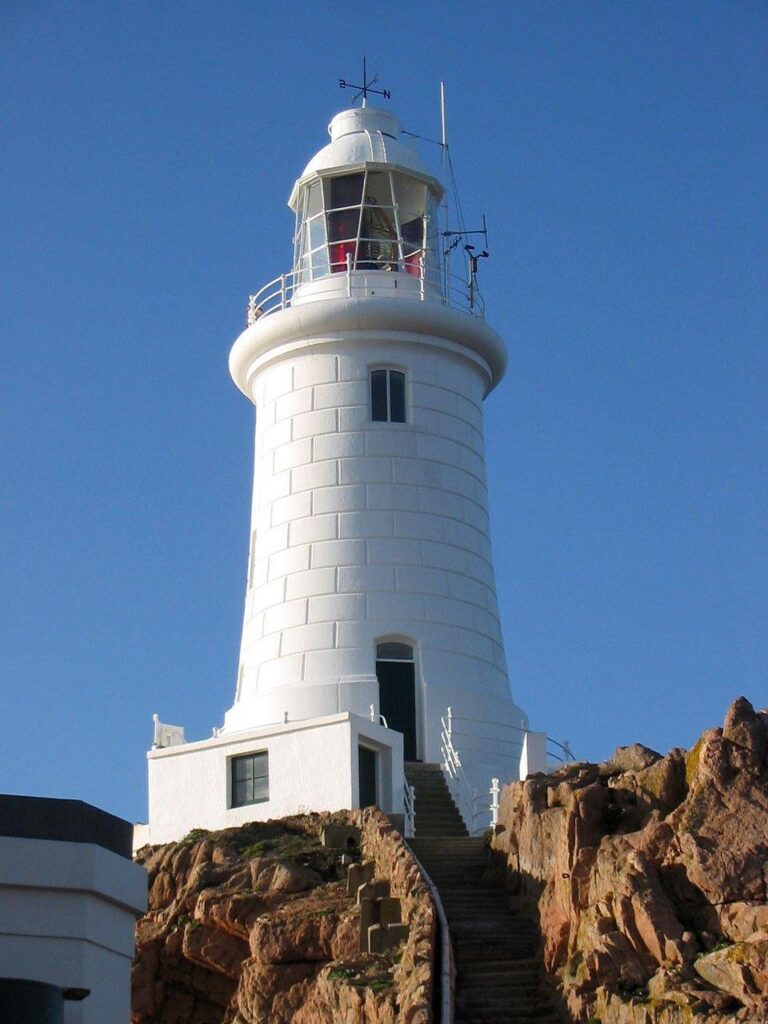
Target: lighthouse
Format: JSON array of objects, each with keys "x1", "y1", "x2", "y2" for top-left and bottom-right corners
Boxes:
[{"x1": 143, "y1": 100, "x2": 532, "y2": 846}]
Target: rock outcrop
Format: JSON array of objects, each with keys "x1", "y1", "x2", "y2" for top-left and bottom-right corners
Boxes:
[
  {"x1": 132, "y1": 809, "x2": 435, "y2": 1023},
  {"x1": 490, "y1": 697, "x2": 768, "y2": 1023}
]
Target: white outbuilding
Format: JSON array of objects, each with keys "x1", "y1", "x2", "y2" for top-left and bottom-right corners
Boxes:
[{"x1": 142, "y1": 102, "x2": 538, "y2": 848}]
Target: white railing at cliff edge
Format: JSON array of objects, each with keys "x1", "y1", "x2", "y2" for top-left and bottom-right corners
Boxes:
[{"x1": 441, "y1": 706, "x2": 575, "y2": 835}]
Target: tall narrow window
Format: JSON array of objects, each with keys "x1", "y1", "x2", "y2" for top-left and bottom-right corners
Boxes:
[
  {"x1": 371, "y1": 369, "x2": 406, "y2": 423},
  {"x1": 231, "y1": 752, "x2": 269, "y2": 807}
]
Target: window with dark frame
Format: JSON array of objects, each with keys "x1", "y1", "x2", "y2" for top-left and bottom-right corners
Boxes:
[
  {"x1": 371, "y1": 369, "x2": 406, "y2": 423},
  {"x1": 231, "y1": 751, "x2": 269, "y2": 807}
]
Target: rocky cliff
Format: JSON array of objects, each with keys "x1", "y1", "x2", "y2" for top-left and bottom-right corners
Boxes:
[
  {"x1": 132, "y1": 809, "x2": 435, "y2": 1024},
  {"x1": 490, "y1": 697, "x2": 768, "y2": 1023}
]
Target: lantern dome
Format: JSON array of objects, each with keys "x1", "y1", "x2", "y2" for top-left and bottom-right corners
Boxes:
[
  {"x1": 288, "y1": 107, "x2": 441, "y2": 208},
  {"x1": 286, "y1": 106, "x2": 444, "y2": 296}
]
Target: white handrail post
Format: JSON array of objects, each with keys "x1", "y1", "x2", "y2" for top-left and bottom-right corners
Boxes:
[
  {"x1": 447, "y1": 706, "x2": 453, "y2": 742},
  {"x1": 346, "y1": 252, "x2": 352, "y2": 297},
  {"x1": 280, "y1": 274, "x2": 286, "y2": 309},
  {"x1": 490, "y1": 777, "x2": 500, "y2": 828},
  {"x1": 419, "y1": 253, "x2": 425, "y2": 302},
  {"x1": 369, "y1": 703, "x2": 375, "y2": 723}
]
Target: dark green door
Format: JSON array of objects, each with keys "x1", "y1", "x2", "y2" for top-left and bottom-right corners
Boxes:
[
  {"x1": 358, "y1": 745, "x2": 377, "y2": 807},
  {"x1": 377, "y1": 659, "x2": 417, "y2": 760}
]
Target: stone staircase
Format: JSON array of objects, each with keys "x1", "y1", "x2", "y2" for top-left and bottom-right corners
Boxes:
[
  {"x1": 405, "y1": 764, "x2": 558, "y2": 1024},
  {"x1": 404, "y1": 761, "x2": 468, "y2": 838}
]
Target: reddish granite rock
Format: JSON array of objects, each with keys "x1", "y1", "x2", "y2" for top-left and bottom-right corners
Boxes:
[
  {"x1": 492, "y1": 697, "x2": 768, "y2": 1023},
  {"x1": 132, "y1": 809, "x2": 435, "y2": 1024}
]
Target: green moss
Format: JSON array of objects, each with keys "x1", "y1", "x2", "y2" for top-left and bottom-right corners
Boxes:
[
  {"x1": 328, "y1": 967, "x2": 356, "y2": 981},
  {"x1": 367, "y1": 977, "x2": 394, "y2": 992},
  {"x1": 685, "y1": 738, "x2": 704, "y2": 786},
  {"x1": 180, "y1": 828, "x2": 211, "y2": 845}
]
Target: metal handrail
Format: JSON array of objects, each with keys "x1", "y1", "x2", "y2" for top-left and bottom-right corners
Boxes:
[
  {"x1": 447, "y1": 712, "x2": 575, "y2": 765},
  {"x1": 440, "y1": 714, "x2": 486, "y2": 836},
  {"x1": 441, "y1": 707, "x2": 577, "y2": 835},
  {"x1": 246, "y1": 262, "x2": 485, "y2": 326},
  {"x1": 403, "y1": 781, "x2": 416, "y2": 839}
]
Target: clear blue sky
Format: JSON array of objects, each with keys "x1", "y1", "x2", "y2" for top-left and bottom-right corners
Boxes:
[{"x1": 2, "y1": 2, "x2": 766, "y2": 823}]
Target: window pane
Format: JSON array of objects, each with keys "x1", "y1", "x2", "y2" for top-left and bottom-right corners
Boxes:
[
  {"x1": 308, "y1": 215, "x2": 326, "y2": 250},
  {"x1": 393, "y1": 174, "x2": 427, "y2": 215},
  {"x1": 330, "y1": 174, "x2": 364, "y2": 208},
  {"x1": 401, "y1": 215, "x2": 423, "y2": 251},
  {"x1": 231, "y1": 752, "x2": 269, "y2": 806},
  {"x1": 310, "y1": 248, "x2": 329, "y2": 278},
  {"x1": 389, "y1": 371, "x2": 406, "y2": 423},
  {"x1": 305, "y1": 180, "x2": 323, "y2": 218},
  {"x1": 364, "y1": 172, "x2": 394, "y2": 208},
  {"x1": 328, "y1": 208, "x2": 360, "y2": 243},
  {"x1": 377, "y1": 642, "x2": 413, "y2": 660},
  {"x1": 359, "y1": 237, "x2": 397, "y2": 269},
  {"x1": 371, "y1": 370, "x2": 388, "y2": 422}
]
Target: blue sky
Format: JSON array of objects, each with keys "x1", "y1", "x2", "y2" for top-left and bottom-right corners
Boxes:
[{"x1": 2, "y1": 2, "x2": 766, "y2": 823}]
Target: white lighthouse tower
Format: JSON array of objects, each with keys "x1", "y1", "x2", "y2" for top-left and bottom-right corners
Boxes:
[{"x1": 143, "y1": 100, "x2": 531, "y2": 846}]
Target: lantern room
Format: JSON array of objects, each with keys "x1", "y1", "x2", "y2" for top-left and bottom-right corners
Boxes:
[{"x1": 287, "y1": 106, "x2": 443, "y2": 301}]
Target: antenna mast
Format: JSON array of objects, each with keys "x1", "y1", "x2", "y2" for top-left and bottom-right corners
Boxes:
[{"x1": 440, "y1": 82, "x2": 451, "y2": 302}]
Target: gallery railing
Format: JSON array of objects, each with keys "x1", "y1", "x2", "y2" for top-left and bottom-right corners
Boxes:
[{"x1": 245, "y1": 256, "x2": 486, "y2": 326}]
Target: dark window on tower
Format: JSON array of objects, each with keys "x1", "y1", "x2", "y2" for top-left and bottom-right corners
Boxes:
[
  {"x1": 230, "y1": 752, "x2": 269, "y2": 807},
  {"x1": 371, "y1": 369, "x2": 406, "y2": 423}
]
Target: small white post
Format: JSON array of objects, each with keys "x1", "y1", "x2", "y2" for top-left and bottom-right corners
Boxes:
[
  {"x1": 369, "y1": 703, "x2": 375, "y2": 723},
  {"x1": 447, "y1": 706, "x2": 453, "y2": 741},
  {"x1": 519, "y1": 730, "x2": 548, "y2": 778},
  {"x1": 280, "y1": 274, "x2": 286, "y2": 309},
  {"x1": 346, "y1": 252, "x2": 352, "y2": 297},
  {"x1": 490, "y1": 777, "x2": 500, "y2": 828},
  {"x1": 419, "y1": 253, "x2": 425, "y2": 302}
]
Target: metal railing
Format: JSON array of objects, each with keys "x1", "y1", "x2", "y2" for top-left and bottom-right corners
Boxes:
[
  {"x1": 246, "y1": 258, "x2": 485, "y2": 326},
  {"x1": 440, "y1": 711, "x2": 490, "y2": 836},
  {"x1": 441, "y1": 707, "x2": 576, "y2": 834},
  {"x1": 403, "y1": 781, "x2": 416, "y2": 839},
  {"x1": 447, "y1": 712, "x2": 575, "y2": 775}
]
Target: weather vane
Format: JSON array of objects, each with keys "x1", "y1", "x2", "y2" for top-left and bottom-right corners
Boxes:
[{"x1": 339, "y1": 57, "x2": 390, "y2": 105}]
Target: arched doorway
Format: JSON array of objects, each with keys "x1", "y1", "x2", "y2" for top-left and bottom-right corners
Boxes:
[{"x1": 375, "y1": 641, "x2": 417, "y2": 761}]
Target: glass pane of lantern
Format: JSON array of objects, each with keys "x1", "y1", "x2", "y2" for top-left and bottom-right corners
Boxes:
[
  {"x1": 329, "y1": 173, "x2": 364, "y2": 209},
  {"x1": 328, "y1": 207, "x2": 360, "y2": 243},
  {"x1": 293, "y1": 221, "x2": 305, "y2": 267},
  {"x1": 305, "y1": 180, "x2": 323, "y2": 218},
  {"x1": 310, "y1": 247, "x2": 329, "y2": 278},
  {"x1": 393, "y1": 174, "x2": 427, "y2": 218},
  {"x1": 298, "y1": 255, "x2": 311, "y2": 283},
  {"x1": 400, "y1": 216, "x2": 423, "y2": 255},
  {"x1": 308, "y1": 214, "x2": 326, "y2": 251},
  {"x1": 364, "y1": 172, "x2": 395, "y2": 209}
]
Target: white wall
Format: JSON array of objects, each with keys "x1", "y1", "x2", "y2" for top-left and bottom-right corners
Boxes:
[
  {"x1": 146, "y1": 713, "x2": 403, "y2": 846},
  {"x1": 0, "y1": 836, "x2": 146, "y2": 1024},
  {"x1": 222, "y1": 322, "x2": 527, "y2": 794}
]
